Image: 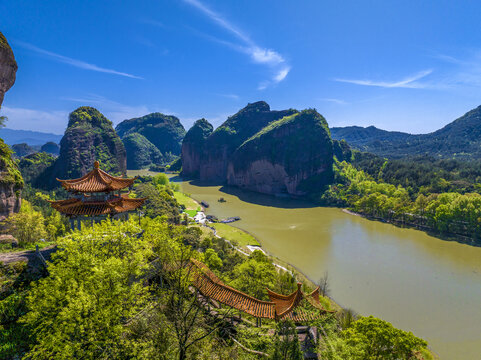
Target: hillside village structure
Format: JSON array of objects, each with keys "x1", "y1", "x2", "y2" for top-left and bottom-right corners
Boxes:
[{"x1": 49, "y1": 161, "x2": 145, "y2": 229}]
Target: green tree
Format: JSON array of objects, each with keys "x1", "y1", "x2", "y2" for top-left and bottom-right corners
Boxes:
[
  {"x1": 271, "y1": 320, "x2": 302, "y2": 360},
  {"x1": 22, "y1": 220, "x2": 151, "y2": 359},
  {"x1": 4, "y1": 201, "x2": 47, "y2": 245},
  {"x1": 231, "y1": 250, "x2": 277, "y2": 300},
  {"x1": 204, "y1": 248, "x2": 223, "y2": 270},
  {"x1": 341, "y1": 316, "x2": 427, "y2": 360}
]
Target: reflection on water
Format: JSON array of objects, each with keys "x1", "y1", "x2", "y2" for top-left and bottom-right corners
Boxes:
[{"x1": 172, "y1": 177, "x2": 481, "y2": 360}]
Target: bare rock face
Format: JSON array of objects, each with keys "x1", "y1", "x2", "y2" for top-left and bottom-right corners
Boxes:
[
  {"x1": 0, "y1": 182, "x2": 20, "y2": 221},
  {"x1": 181, "y1": 118, "x2": 213, "y2": 177},
  {"x1": 199, "y1": 102, "x2": 297, "y2": 182},
  {"x1": 0, "y1": 32, "x2": 17, "y2": 106},
  {"x1": 227, "y1": 109, "x2": 333, "y2": 196},
  {"x1": 0, "y1": 32, "x2": 22, "y2": 221},
  {"x1": 50, "y1": 107, "x2": 127, "y2": 184}
]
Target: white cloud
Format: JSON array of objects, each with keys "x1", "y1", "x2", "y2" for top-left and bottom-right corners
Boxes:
[
  {"x1": 250, "y1": 47, "x2": 284, "y2": 65},
  {"x1": 16, "y1": 41, "x2": 143, "y2": 79},
  {"x1": 183, "y1": 0, "x2": 252, "y2": 45},
  {"x1": 183, "y1": 0, "x2": 290, "y2": 89},
  {"x1": 273, "y1": 67, "x2": 290, "y2": 83},
  {"x1": 334, "y1": 69, "x2": 433, "y2": 89}
]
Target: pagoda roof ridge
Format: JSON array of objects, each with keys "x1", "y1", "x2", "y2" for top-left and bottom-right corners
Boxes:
[
  {"x1": 49, "y1": 196, "x2": 146, "y2": 216},
  {"x1": 57, "y1": 161, "x2": 136, "y2": 193}
]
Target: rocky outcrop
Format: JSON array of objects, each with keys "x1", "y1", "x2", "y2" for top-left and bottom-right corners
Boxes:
[
  {"x1": 0, "y1": 32, "x2": 17, "y2": 106},
  {"x1": 11, "y1": 143, "x2": 35, "y2": 158},
  {"x1": 199, "y1": 101, "x2": 297, "y2": 182},
  {"x1": 122, "y1": 132, "x2": 164, "y2": 170},
  {"x1": 181, "y1": 118, "x2": 213, "y2": 177},
  {"x1": 116, "y1": 112, "x2": 186, "y2": 158},
  {"x1": 227, "y1": 109, "x2": 333, "y2": 196},
  {"x1": 50, "y1": 107, "x2": 126, "y2": 184},
  {"x1": 0, "y1": 180, "x2": 21, "y2": 221},
  {"x1": 0, "y1": 32, "x2": 21, "y2": 221},
  {"x1": 40, "y1": 141, "x2": 60, "y2": 156}
]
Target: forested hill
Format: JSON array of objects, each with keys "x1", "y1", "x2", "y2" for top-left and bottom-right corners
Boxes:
[{"x1": 331, "y1": 105, "x2": 481, "y2": 159}]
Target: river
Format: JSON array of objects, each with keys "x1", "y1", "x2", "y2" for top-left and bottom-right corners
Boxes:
[{"x1": 172, "y1": 177, "x2": 481, "y2": 359}]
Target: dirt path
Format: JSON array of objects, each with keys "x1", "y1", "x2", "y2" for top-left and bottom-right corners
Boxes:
[{"x1": 0, "y1": 245, "x2": 57, "y2": 266}]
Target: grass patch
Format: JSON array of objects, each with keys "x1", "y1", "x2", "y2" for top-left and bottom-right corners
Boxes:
[
  {"x1": 173, "y1": 191, "x2": 200, "y2": 211},
  {"x1": 210, "y1": 223, "x2": 259, "y2": 247},
  {"x1": 126, "y1": 169, "x2": 162, "y2": 177},
  {"x1": 184, "y1": 209, "x2": 198, "y2": 217}
]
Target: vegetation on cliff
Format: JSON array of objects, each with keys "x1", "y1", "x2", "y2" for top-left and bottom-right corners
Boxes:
[
  {"x1": 181, "y1": 118, "x2": 213, "y2": 176},
  {"x1": 184, "y1": 118, "x2": 214, "y2": 144},
  {"x1": 229, "y1": 109, "x2": 334, "y2": 195},
  {"x1": 122, "y1": 132, "x2": 165, "y2": 170},
  {"x1": 0, "y1": 139, "x2": 23, "y2": 190},
  {"x1": 0, "y1": 31, "x2": 22, "y2": 222},
  {"x1": 40, "y1": 142, "x2": 59, "y2": 156},
  {"x1": 17, "y1": 152, "x2": 55, "y2": 187},
  {"x1": 199, "y1": 102, "x2": 297, "y2": 181},
  {"x1": 11, "y1": 143, "x2": 35, "y2": 158},
  {"x1": 116, "y1": 112, "x2": 186, "y2": 159},
  {"x1": 49, "y1": 107, "x2": 126, "y2": 185}
]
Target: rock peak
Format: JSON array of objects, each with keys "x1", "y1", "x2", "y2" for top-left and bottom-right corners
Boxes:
[{"x1": 242, "y1": 101, "x2": 270, "y2": 113}]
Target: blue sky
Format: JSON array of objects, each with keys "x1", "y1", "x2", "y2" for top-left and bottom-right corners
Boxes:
[{"x1": 1, "y1": 0, "x2": 481, "y2": 134}]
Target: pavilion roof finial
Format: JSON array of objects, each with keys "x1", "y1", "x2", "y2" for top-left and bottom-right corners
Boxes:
[{"x1": 94, "y1": 160, "x2": 100, "y2": 169}]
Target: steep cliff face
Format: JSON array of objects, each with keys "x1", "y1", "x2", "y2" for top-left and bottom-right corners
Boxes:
[
  {"x1": 0, "y1": 140, "x2": 22, "y2": 221},
  {"x1": 0, "y1": 32, "x2": 17, "y2": 106},
  {"x1": 200, "y1": 102, "x2": 297, "y2": 182},
  {"x1": 50, "y1": 107, "x2": 126, "y2": 183},
  {"x1": 116, "y1": 112, "x2": 186, "y2": 157},
  {"x1": 227, "y1": 109, "x2": 333, "y2": 196},
  {"x1": 181, "y1": 118, "x2": 213, "y2": 177},
  {"x1": 0, "y1": 32, "x2": 21, "y2": 221},
  {"x1": 122, "y1": 132, "x2": 164, "y2": 170}
]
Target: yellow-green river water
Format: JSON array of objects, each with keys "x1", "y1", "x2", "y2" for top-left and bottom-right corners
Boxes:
[{"x1": 173, "y1": 177, "x2": 481, "y2": 359}]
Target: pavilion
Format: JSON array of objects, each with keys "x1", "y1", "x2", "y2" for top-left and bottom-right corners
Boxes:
[
  {"x1": 49, "y1": 161, "x2": 146, "y2": 230},
  {"x1": 189, "y1": 258, "x2": 334, "y2": 325}
]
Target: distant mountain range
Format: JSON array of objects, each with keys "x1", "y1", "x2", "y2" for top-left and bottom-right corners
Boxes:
[
  {"x1": 0, "y1": 128, "x2": 62, "y2": 146},
  {"x1": 331, "y1": 105, "x2": 481, "y2": 159}
]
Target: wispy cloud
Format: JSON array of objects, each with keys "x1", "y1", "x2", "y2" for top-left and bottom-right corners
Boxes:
[
  {"x1": 16, "y1": 41, "x2": 143, "y2": 79},
  {"x1": 217, "y1": 93, "x2": 240, "y2": 100},
  {"x1": 434, "y1": 51, "x2": 481, "y2": 88},
  {"x1": 320, "y1": 98, "x2": 348, "y2": 105},
  {"x1": 183, "y1": 0, "x2": 290, "y2": 89},
  {"x1": 334, "y1": 69, "x2": 433, "y2": 89}
]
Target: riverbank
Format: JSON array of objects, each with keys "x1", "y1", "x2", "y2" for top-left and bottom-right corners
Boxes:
[
  {"x1": 175, "y1": 185, "x2": 443, "y2": 359},
  {"x1": 341, "y1": 207, "x2": 481, "y2": 247},
  {"x1": 173, "y1": 186, "x2": 338, "y2": 308},
  {"x1": 172, "y1": 176, "x2": 481, "y2": 359}
]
